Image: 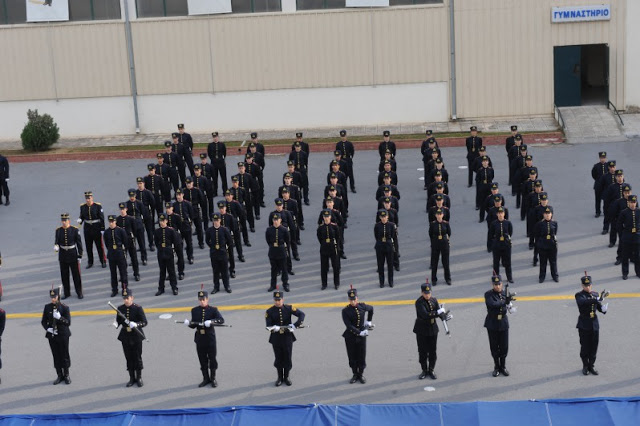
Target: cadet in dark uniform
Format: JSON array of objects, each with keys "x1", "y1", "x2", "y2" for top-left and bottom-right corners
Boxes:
[
  {"x1": 54, "y1": 213, "x2": 83, "y2": 299},
  {"x1": 41, "y1": 287, "x2": 71, "y2": 385},
  {"x1": 0, "y1": 153, "x2": 9, "y2": 205},
  {"x1": 484, "y1": 275, "x2": 514, "y2": 377},
  {"x1": 336, "y1": 130, "x2": 356, "y2": 193},
  {"x1": 533, "y1": 207, "x2": 559, "y2": 283},
  {"x1": 177, "y1": 123, "x2": 195, "y2": 176},
  {"x1": 429, "y1": 209, "x2": 452, "y2": 285},
  {"x1": 78, "y1": 191, "x2": 106, "y2": 269},
  {"x1": 117, "y1": 203, "x2": 140, "y2": 286},
  {"x1": 266, "y1": 214, "x2": 290, "y2": 292},
  {"x1": 289, "y1": 140, "x2": 309, "y2": 205},
  {"x1": 115, "y1": 287, "x2": 147, "y2": 387},
  {"x1": 207, "y1": 132, "x2": 227, "y2": 196},
  {"x1": 591, "y1": 151, "x2": 608, "y2": 218},
  {"x1": 475, "y1": 156, "x2": 494, "y2": 214},
  {"x1": 608, "y1": 184, "x2": 631, "y2": 256},
  {"x1": 126, "y1": 189, "x2": 148, "y2": 265},
  {"x1": 154, "y1": 153, "x2": 172, "y2": 202},
  {"x1": 413, "y1": 282, "x2": 448, "y2": 380},
  {"x1": 266, "y1": 289, "x2": 305, "y2": 386},
  {"x1": 162, "y1": 140, "x2": 180, "y2": 192},
  {"x1": 490, "y1": 207, "x2": 514, "y2": 283},
  {"x1": 378, "y1": 130, "x2": 396, "y2": 160},
  {"x1": 218, "y1": 201, "x2": 244, "y2": 274},
  {"x1": 598, "y1": 160, "x2": 617, "y2": 233},
  {"x1": 164, "y1": 202, "x2": 185, "y2": 281},
  {"x1": 234, "y1": 162, "x2": 257, "y2": 232},
  {"x1": 342, "y1": 287, "x2": 373, "y2": 384},
  {"x1": 135, "y1": 178, "x2": 156, "y2": 250},
  {"x1": 465, "y1": 126, "x2": 482, "y2": 187},
  {"x1": 184, "y1": 177, "x2": 206, "y2": 249},
  {"x1": 183, "y1": 287, "x2": 224, "y2": 387},
  {"x1": 224, "y1": 189, "x2": 250, "y2": 247},
  {"x1": 317, "y1": 209, "x2": 341, "y2": 290},
  {"x1": 617, "y1": 194, "x2": 640, "y2": 279},
  {"x1": 171, "y1": 132, "x2": 188, "y2": 188},
  {"x1": 145, "y1": 164, "x2": 164, "y2": 216},
  {"x1": 174, "y1": 189, "x2": 195, "y2": 264},
  {"x1": 206, "y1": 213, "x2": 233, "y2": 294},
  {"x1": 154, "y1": 214, "x2": 180, "y2": 296},
  {"x1": 575, "y1": 274, "x2": 608, "y2": 375},
  {"x1": 374, "y1": 210, "x2": 396, "y2": 288},
  {"x1": 103, "y1": 215, "x2": 129, "y2": 297},
  {"x1": 505, "y1": 125, "x2": 519, "y2": 161}
]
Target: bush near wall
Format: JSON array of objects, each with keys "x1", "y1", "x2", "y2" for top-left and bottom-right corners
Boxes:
[{"x1": 21, "y1": 109, "x2": 60, "y2": 152}]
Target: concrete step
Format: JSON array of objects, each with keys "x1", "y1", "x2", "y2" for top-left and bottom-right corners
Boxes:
[{"x1": 559, "y1": 105, "x2": 626, "y2": 143}]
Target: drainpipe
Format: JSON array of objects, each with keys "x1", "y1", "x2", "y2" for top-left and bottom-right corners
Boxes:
[
  {"x1": 123, "y1": 0, "x2": 140, "y2": 133},
  {"x1": 449, "y1": 0, "x2": 457, "y2": 120}
]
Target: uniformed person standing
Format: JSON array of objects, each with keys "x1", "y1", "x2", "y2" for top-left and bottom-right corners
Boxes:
[
  {"x1": 117, "y1": 203, "x2": 140, "y2": 285},
  {"x1": 475, "y1": 156, "x2": 494, "y2": 214},
  {"x1": 183, "y1": 287, "x2": 224, "y2": 387},
  {"x1": 575, "y1": 274, "x2": 608, "y2": 375},
  {"x1": 591, "y1": 151, "x2": 608, "y2": 218},
  {"x1": 413, "y1": 282, "x2": 447, "y2": 380},
  {"x1": 265, "y1": 289, "x2": 305, "y2": 387},
  {"x1": 115, "y1": 287, "x2": 147, "y2": 387},
  {"x1": 54, "y1": 213, "x2": 83, "y2": 299},
  {"x1": 207, "y1": 132, "x2": 227, "y2": 197},
  {"x1": 378, "y1": 130, "x2": 396, "y2": 160},
  {"x1": 336, "y1": 130, "x2": 356, "y2": 193},
  {"x1": 126, "y1": 189, "x2": 148, "y2": 265},
  {"x1": 289, "y1": 140, "x2": 309, "y2": 205},
  {"x1": 374, "y1": 210, "x2": 396, "y2": 288},
  {"x1": 41, "y1": 287, "x2": 71, "y2": 385},
  {"x1": 342, "y1": 287, "x2": 373, "y2": 384},
  {"x1": 266, "y1": 214, "x2": 290, "y2": 292},
  {"x1": 533, "y1": 207, "x2": 559, "y2": 283},
  {"x1": 317, "y1": 209, "x2": 341, "y2": 290},
  {"x1": 484, "y1": 275, "x2": 514, "y2": 377},
  {"x1": 174, "y1": 189, "x2": 195, "y2": 264},
  {"x1": 103, "y1": 215, "x2": 129, "y2": 297},
  {"x1": 617, "y1": 194, "x2": 640, "y2": 280},
  {"x1": 163, "y1": 140, "x2": 180, "y2": 192},
  {"x1": 0, "y1": 153, "x2": 9, "y2": 205},
  {"x1": 206, "y1": 213, "x2": 233, "y2": 294},
  {"x1": 164, "y1": 202, "x2": 185, "y2": 281},
  {"x1": 465, "y1": 126, "x2": 483, "y2": 188},
  {"x1": 183, "y1": 177, "x2": 206, "y2": 249},
  {"x1": 78, "y1": 191, "x2": 106, "y2": 269},
  {"x1": 171, "y1": 132, "x2": 188, "y2": 188},
  {"x1": 429, "y1": 209, "x2": 452, "y2": 285},
  {"x1": 144, "y1": 164, "x2": 164, "y2": 216},
  {"x1": 135, "y1": 178, "x2": 156, "y2": 250},
  {"x1": 154, "y1": 214, "x2": 180, "y2": 296},
  {"x1": 490, "y1": 207, "x2": 514, "y2": 283},
  {"x1": 177, "y1": 124, "x2": 195, "y2": 176}
]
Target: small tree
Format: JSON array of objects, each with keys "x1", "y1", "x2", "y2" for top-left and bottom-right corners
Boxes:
[{"x1": 20, "y1": 109, "x2": 60, "y2": 152}]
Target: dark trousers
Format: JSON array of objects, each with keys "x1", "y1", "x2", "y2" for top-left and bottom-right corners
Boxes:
[
  {"x1": 609, "y1": 225, "x2": 618, "y2": 247},
  {"x1": 232, "y1": 233, "x2": 243, "y2": 258},
  {"x1": 345, "y1": 158, "x2": 355, "y2": 190},
  {"x1": 344, "y1": 334, "x2": 367, "y2": 373},
  {"x1": 320, "y1": 252, "x2": 340, "y2": 287},
  {"x1": 169, "y1": 168, "x2": 179, "y2": 192},
  {"x1": 84, "y1": 228, "x2": 105, "y2": 265},
  {"x1": 197, "y1": 341, "x2": 218, "y2": 372},
  {"x1": 193, "y1": 216, "x2": 204, "y2": 246},
  {"x1": 538, "y1": 246, "x2": 558, "y2": 280},
  {"x1": 271, "y1": 335, "x2": 294, "y2": 370},
  {"x1": 301, "y1": 171, "x2": 309, "y2": 203},
  {"x1": 108, "y1": 252, "x2": 128, "y2": 291},
  {"x1": 48, "y1": 336, "x2": 70, "y2": 369},
  {"x1": 376, "y1": 247, "x2": 394, "y2": 285},
  {"x1": 492, "y1": 245, "x2": 512, "y2": 281},
  {"x1": 158, "y1": 254, "x2": 177, "y2": 291},
  {"x1": 122, "y1": 340, "x2": 143, "y2": 371},
  {"x1": 134, "y1": 221, "x2": 147, "y2": 261},
  {"x1": 476, "y1": 184, "x2": 490, "y2": 210},
  {"x1": 621, "y1": 240, "x2": 640, "y2": 276},
  {"x1": 253, "y1": 191, "x2": 262, "y2": 217},
  {"x1": 178, "y1": 164, "x2": 187, "y2": 189},
  {"x1": 127, "y1": 238, "x2": 139, "y2": 275},
  {"x1": 245, "y1": 198, "x2": 255, "y2": 228},
  {"x1": 180, "y1": 226, "x2": 194, "y2": 260},
  {"x1": 578, "y1": 328, "x2": 599, "y2": 366},
  {"x1": 210, "y1": 255, "x2": 230, "y2": 291},
  {"x1": 594, "y1": 189, "x2": 603, "y2": 215},
  {"x1": 185, "y1": 153, "x2": 195, "y2": 176},
  {"x1": 239, "y1": 215, "x2": 250, "y2": 244},
  {"x1": 430, "y1": 245, "x2": 450, "y2": 282},
  {"x1": 0, "y1": 179, "x2": 9, "y2": 200},
  {"x1": 487, "y1": 329, "x2": 509, "y2": 361},
  {"x1": 0, "y1": 336, "x2": 2, "y2": 369},
  {"x1": 152, "y1": 193, "x2": 163, "y2": 216},
  {"x1": 467, "y1": 158, "x2": 474, "y2": 186},
  {"x1": 416, "y1": 334, "x2": 438, "y2": 370},
  {"x1": 176, "y1": 243, "x2": 185, "y2": 274},
  {"x1": 227, "y1": 246, "x2": 236, "y2": 274},
  {"x1": 270, "y1": 257, "x2": 288, "y2": 286},
  {"x1": 212, "y1": 162, "x2": 227, "y2": 195},
  {"x1": 603, "y1": 207, "x2": 611, "y2": 231},
  {"x1": 60, "y1": 260, "x2": 82, "y2": 297},
  {"x1": 144, "y1": 216, "x2": 155, "y2": 247}
]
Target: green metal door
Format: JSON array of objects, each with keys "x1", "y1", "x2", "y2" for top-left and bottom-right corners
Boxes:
[{"x1": 554, "y1": 46, "x2": 581, "y2": 107}]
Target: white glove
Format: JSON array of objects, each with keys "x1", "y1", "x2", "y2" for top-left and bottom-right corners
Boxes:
[
  {"x1": 101, "y1": 231, "x2": 104, "y2": 236},
  {"x1": 53, "y1": 311, "x2": 61, "y2": 320},
  {"x1": 359, "y1": 329, "x2": 369, "y2": 337},
  {"x1": 364, "y1": 320, "x2": 372, "y2": 327},
  {"x1": 436, "y1": 308, "x2": 445, "y2": 315},
  {"x1": 112, "y1": 321, "x2": 118, "y2": 328},
  {"x1": 78, "y1": 258, "x2": 82, "y2": 265},
  {"x1": 507, "y1": 303, "x2": 517, "y2": 314},
  {"x1": 5, "y1": 178, "x2": 8, "y2": 182},
  {"x1": 54, "y1": 244, "x2": 60, "y2": 252},
  {"x1": 129, "y1": 321, "x2": 138, "y2": 328},
  {"x1": 46, "y1": 328, "x2": 54, "y2": 334},
  {"x1": 272, "y1": 325, "x2": 281, "y2": 332},
  {"x1": 288, "y1": 324, "x2": 296, "y2": 332},
  {"x1": 204, "y1": 320, "x2": 212, "y2": 327},
  {"x1": 183, "y1": 319, "x2": 190, "y2": 326},
  {"x1": 601, "y1": 303, "x2": 608, "y2": 313},
  {"x1": 124, "y1": 319, "x2": 130, "y2": 326},
  {"x1": 77, "y1": 218, "x2": 82, "y2": 224}
]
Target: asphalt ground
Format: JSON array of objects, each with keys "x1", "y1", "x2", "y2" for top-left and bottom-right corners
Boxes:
[{"x1": 1, "y1": 140, "x2": 640, "y2": 414}]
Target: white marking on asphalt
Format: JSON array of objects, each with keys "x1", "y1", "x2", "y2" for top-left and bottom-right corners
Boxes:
[
  {"x1": 77, "y1": 161, "x2": 86, "y2": 164},
  {"x1": 424, "y1": 386, "x2": 436, "y2": 391},
  {"x1": 417, "y1": 168, "x2": 424, "y2": 171},
  {"x1": 459, "y1": 166, "x2": 468, "y2": 169},
  {"x1": 418, "y1": 177, "x2": 425, "y2": 180}
]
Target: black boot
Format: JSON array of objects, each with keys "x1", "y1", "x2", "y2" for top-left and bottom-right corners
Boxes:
[
  {"x1": 582, "y1": 358, "x2": 590, "y2": 375},
  {"x1": 211, "y1": 369, "x2": 218, "y2": 388},
  {"x1": 198, "y1": 370, "x2": 211, "y2": 387},
  {"x1": 419, "y1": 364, "x2": 428, "y2": 380},
  {"x1": 492, "y1": 358, "x2": 500, "y2": 377},
  {"x1": 349, "y1": 368, "x2": 359, "y2": 384},
  {"x1": 53, "y1": 368, "x2": 64, "y2": 385},
  {"x1": 588, "y1": 359, "x2": 599, "y2": 375},
  {"x1": 126, "y1": 370, "x2": 136, "y2": 387},
  {"x1": 4, "y1": 197, "x2": 8, "y2": 206},
  {"x1": 357, "y1": 367, "x2": 366, "y2": 384},
  {"x1": 428, "y1": 360, "x2": 437, "y2": 379},
  {"x1": 63, "y1": 368, "x2": 71, "y2": 384},
  {"x1": 275, "y1": 369, "x2": 283, "y2": 387},
  {"x1": 379, "y1": 275, "x2": 385, "y2": 288},
  {"x1": 499, "y1": 357, "x2": 509, "y2": 376},
  {"x1": 283, "y1": 369, "x2": 292, "y2": 386},
  {"x1": 136, "y1": 370, "x2": 143, "y2": 387}
]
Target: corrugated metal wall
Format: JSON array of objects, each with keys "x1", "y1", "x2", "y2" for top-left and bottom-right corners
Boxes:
[{"x1": 454, "y1": 0, "x2": 625, "y2": 118}]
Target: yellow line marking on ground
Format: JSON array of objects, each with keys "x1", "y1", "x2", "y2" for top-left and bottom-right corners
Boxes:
[{"x1": 6, "y1": 293, "x2": 639, "y2": 319}]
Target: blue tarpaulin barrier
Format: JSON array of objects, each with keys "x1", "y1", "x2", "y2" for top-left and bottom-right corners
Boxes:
[{"x1": 2, "y1": 398, "x2": 640, "y2": 425}]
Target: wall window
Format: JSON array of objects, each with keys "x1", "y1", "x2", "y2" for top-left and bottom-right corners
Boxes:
[
  {"x1": 297, "y1": 0, "x2": 344, "y2": 10},
  {"x1": 136, "y1": 0, "x2": 188, "y2": 17},
  {"x1": 0, "y1": 0, "x2": 120, "y2": 24}
]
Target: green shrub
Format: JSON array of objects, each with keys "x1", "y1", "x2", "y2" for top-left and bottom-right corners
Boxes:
[{"x1": 20, "y1": 109, "x2": 60, "y2": 152}]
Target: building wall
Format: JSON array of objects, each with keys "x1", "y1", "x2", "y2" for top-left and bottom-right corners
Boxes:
[{"x1": 626, "y1": 0, "x2": 640, "y2": 108}]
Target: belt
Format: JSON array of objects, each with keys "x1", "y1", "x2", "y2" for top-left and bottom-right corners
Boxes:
[
  {"x1": 84, "y1": 219, "x2": 101, "y2": 224},
  {"x1": 60, "y1": 244, "x2": 77, "y2": 250}
]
